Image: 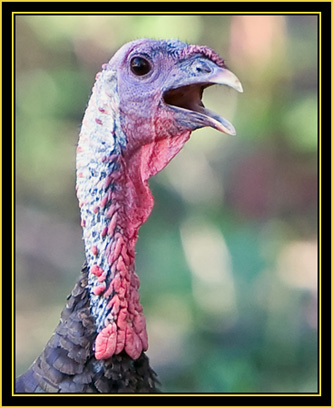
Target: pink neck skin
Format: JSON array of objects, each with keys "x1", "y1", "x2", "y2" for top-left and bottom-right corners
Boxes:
[
  {"x1": 91, "y1": 133, "x2": 190, "y2": 361},
  {"x1": 76, "y1": 67, "x2": 190, "y2": 360},
  {"x1": 92, "y1": 154, "x2": 153, "y2": 361},
  {"x1": 77, "y1": 145, "x2": 152, "y2": 360}
]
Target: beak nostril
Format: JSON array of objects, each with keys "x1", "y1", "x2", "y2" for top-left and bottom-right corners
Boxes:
[
  {"x1": 196, "y1": 65, "x2": 211, "y2": 74},
  {"x1": 197, "y1": 68, "x2": 209, "y2": 74}
]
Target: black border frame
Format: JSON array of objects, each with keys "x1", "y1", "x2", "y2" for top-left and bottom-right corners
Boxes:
[{"x1": 4, "y1": 1, "x2": 331, "y2": 406}]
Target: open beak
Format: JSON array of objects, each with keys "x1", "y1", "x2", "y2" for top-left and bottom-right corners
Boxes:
[{"x1": 163, "y1": 65, "x2": 243, "y2": 135}]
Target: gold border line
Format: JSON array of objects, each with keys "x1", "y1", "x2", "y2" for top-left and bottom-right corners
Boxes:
[
  {"x1": 12, "y1": 10, "x2": 322, "y2": 400},
  {"x1": 11, "y1": 9, "x2": 16, "y2": 400},
  {"x1": 11, "y1": 10, "x2": 323, "y2": 14},
  {"x1": 4, "y1": 0, "x2": 333, "y2": 2},
  {"x1": 317, "y1": 10, "x2": 322, "y2": 399}
]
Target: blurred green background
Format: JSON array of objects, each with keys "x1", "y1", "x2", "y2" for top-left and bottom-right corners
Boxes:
[{"x1": 15, "y1": 14, "x2": 318, "y2": 393}]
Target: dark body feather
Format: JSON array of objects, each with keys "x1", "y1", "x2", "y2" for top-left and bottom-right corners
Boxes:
[{"x1": 15, "y1": 264, "x2": 159, "y2": 393}]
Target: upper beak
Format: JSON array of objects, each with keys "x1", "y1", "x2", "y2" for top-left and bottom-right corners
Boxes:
[
  {"x1": 163, "y1": 59, "x2": 243, "y2": 135},
  {"x1": 208, "y1": 67, "x2": 243, "y2": 93}
]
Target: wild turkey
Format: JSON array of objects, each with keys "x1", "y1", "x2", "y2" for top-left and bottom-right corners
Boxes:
[{"x1": 15, "y1": 38, "x2": 242, "y2": 393}]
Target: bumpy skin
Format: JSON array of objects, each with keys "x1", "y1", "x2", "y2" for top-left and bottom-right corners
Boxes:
[{"x1": 15, "y1": 38, "x2": 241, "y2": 393}]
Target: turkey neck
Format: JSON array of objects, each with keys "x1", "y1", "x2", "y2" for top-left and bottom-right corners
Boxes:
[{"x1": 76, "y1": 67, "x2": 153, "y2": 361}]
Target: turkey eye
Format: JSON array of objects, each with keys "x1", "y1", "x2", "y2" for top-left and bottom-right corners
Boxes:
[{"x1": 130, "y1": 57, "x2": 151, "y2": 76}]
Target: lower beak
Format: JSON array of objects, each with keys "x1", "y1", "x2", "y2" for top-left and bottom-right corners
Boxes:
[{"x1": 163, "y1": 66, "x2": 243, "y2": 135}]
